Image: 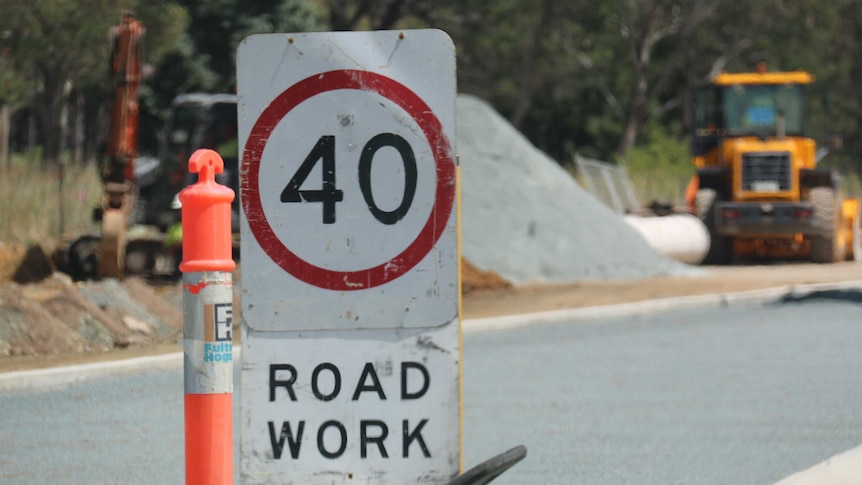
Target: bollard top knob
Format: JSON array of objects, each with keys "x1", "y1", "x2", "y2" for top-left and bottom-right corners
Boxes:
[
  {"x1": 180, "y1": 149, "x2": 233, "y2": 205},
  {"x1": 187, "y1": 148, "x2": 224, "y2": 184},
  {"x1": 179, "y1": 148, "x2": 235, "y2": 273}
]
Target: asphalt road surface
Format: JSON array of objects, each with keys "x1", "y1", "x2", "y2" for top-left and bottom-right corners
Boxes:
[
  {"x1": 2, "y1": 294, "x2": 862, "y2": 484},
  {"x1": 463, "y1": 291, "x2": 862, "y2": 485}
]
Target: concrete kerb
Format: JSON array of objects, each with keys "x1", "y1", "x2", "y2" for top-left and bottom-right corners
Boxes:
[
  {"x1": 0, "y1": 346, "x2": 235, "y2": 393},
  {"x1": 463, "y1": 279, "x2": 862, "y2": 334},
  {"x1": 0, "y1": 350, "x2": 184, "y2": 393},
  {"x1": 772, "y1": 444, "x2": 862, "y2": 485}
]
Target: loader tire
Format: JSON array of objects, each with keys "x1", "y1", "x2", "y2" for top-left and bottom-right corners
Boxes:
[
  {"x1": 695, "y1": 188, "x2": 732, "y2": 265},
  {"x1": 810, "y1": 187, "x2": 844, "y2": 263}
]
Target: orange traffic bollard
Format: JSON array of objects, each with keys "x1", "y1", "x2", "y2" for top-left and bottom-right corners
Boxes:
[{"x1": 180, "y1": 149, "x2": 236, "y2": 484}]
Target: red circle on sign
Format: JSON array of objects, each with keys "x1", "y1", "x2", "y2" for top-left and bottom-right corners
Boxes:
[{"x1": 241, "y1": 69, "x2": 456, "y2": 291}]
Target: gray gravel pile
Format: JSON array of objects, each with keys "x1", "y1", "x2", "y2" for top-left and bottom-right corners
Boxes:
[{"x1": 457, "y1": 94, "x2": 693, "y2": 284}]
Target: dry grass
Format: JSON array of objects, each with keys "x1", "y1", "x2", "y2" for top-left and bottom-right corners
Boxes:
[{"x1": 0, "y1": 158, "x2": 103, "y2": 249}]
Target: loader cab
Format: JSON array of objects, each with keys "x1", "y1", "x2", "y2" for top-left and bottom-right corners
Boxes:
[{"x1": 691, "y1": 70, "x2": 812, "y2": 159}]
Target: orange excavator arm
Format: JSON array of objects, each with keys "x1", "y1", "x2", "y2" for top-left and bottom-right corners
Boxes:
[{"x1": 105, "y1": 9, "x2": 145, "y2": 184}]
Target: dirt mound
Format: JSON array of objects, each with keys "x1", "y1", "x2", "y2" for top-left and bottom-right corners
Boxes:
[
  {"x1": 0, "y1": 241, "x2": 509, "y2": 359},
  {"x1": 461, "y1": 259, "x2": 512, "y2": 294},
  {"x1": 0, "y1": 250, "x2": 182, "y2": 358}
]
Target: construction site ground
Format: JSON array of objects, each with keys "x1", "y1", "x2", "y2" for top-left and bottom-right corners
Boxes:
[{"x1": 2, "y1": 240, "x2": 862, "y2": 374}]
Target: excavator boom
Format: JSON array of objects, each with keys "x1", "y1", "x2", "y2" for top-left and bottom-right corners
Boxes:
[
  {"x1": 105, "y1": 9, "x2": 144, "y2": 183},
  {"x1": 99, "y1": 10, "x2": 145, "y2": 278}
]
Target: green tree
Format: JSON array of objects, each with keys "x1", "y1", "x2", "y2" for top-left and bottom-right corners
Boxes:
[
  {"x1": 765, "y1": 0, "x2": 858, "y2": 175},
  {"x1": 833, "y1": 0, "x2": 862, "y2": 176},
  {"x1": 0, "y1": 46, "x2": 30, "y2": 167},
  {"x1": 416, "y1": 0, "x2": 589, "y2": 140},
  {"x1": 155, "y1": 0, "x2": 323, "y2": 97},
  {"x1": 0, "y1": 0, "x2": 185, "y2": 166},
  {"x1": 5, "y1": 0, "x2": 859, "y2": 175},
  {"x1": 327, "y1": 0, "x2": 411, "y2": 31}
]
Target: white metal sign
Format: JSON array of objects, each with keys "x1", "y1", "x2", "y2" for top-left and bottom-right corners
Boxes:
[{"x1": 237, "y1": 30, "x2": 460, "y2": 484}]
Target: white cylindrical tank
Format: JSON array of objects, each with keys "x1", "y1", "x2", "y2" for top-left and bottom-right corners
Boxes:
[{"x1": 624, "y1": 213, "x2": 710, "y2": 265}]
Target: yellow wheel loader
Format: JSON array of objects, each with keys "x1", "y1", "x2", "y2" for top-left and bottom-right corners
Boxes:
[{"x1": 688, "y1": 66, "x2": 860, "y2": 264}]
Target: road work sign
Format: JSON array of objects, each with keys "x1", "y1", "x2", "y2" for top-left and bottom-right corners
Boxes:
[{"x1": 237, "y1": 30, "x2": 460, "y2": 484}]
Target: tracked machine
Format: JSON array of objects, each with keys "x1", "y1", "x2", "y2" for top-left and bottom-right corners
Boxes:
[
  {"x1": 67, "y1": 14, "x2": 240, "y2": 280},
  {"x1": 688, "y1": 64, "x2": 860, "y2": 264}
]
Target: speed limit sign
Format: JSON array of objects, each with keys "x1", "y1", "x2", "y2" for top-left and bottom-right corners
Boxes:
[
  {"x1": 242, "y1": 69, "x2": 455, "y2": 293},
  {"x1": 239, "y1": 31, "x2": 458, "y2": 332},
  {"x1": 238, "y1": 31, "x2": 460, "y2": 484}
]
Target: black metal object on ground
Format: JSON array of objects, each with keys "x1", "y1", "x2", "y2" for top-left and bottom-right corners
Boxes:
[{"x1": 448, "y1": 445, "x2": 527, "y2": 485}]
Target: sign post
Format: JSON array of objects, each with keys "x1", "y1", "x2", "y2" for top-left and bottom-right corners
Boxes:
[{"x1": 237, "y1": 30, "x2": 460, "y2": 484}]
